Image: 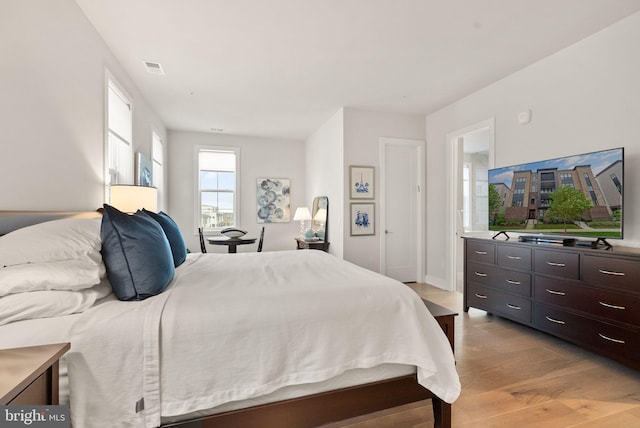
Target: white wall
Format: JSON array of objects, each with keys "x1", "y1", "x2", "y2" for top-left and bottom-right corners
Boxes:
[
  {"x1": 167, "y1": 131, "x2": 306, "y2": 253},
  {"x1": 343, "y1": 108, "x2": 426, "y2": 273},
  {"x1": 0, "y1": 0, "x2": 166, "y2": 211},
  {"x1": 425, "y1": 12, "x2": 640, "y2": 289},
  {"x1": 305, "y1": 109, "x2": 345, "y2": 257}
]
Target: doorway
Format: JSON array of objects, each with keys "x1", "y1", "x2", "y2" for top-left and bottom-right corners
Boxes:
[
  {"x1": 380, "y1": 137, "x2": 425, "y2": 283},
  {"x1": 449, "y1": 119, "x2": 494, "y2": 292}
]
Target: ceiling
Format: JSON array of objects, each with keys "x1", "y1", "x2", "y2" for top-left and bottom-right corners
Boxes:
[{"x1": 75, "y1": 0, "x2": 640, "y2": 141}]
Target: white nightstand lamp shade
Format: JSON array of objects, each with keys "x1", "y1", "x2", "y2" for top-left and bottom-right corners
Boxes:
[
  {"x1": 110, "y1": 185, "x2": 158, "y2": 213},
  {"x1": 293, "y1": 206, "x2": 311, "y2": 238}
]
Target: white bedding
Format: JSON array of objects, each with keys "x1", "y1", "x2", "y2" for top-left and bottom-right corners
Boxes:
[{"x1": 66, "y1": 250, "x2": 460, "y2": 427}]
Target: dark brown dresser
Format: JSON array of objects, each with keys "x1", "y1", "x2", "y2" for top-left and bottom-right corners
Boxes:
[{"x1": 463, "y1": 237, "x2": 640, "y2": 370}]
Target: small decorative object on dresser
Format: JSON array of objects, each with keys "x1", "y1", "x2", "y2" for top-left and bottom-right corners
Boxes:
[{"x1": 463, "y1": 237, "x2": 640, "y2": 371}]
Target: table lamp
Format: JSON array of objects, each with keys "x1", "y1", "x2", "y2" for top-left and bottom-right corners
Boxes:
[
  {"x1": 293, "y1": 207, "x2": 311, "y2": 238},
  {"x1": 110, "y1": 185, "x2": 158, "y2": 213}
]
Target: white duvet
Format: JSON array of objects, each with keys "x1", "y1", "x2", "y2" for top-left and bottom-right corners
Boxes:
[{"x1": 67, "y1": 250, "x2": 460, "y2": 427}]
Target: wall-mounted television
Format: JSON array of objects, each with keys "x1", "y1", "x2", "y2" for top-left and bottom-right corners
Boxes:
[{"x1": 488, "y1": 147, "x2": 623, "y2": 245}]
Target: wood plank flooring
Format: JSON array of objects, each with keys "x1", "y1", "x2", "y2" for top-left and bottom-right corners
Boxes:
[{"x1": 324, "y1": 283, "x2": 640, "y2": 427}]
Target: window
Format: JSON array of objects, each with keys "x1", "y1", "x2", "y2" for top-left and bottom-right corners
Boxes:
[
  {"x1": 152, "y1": 132, "x2": 164, "y2": 209},
  {"x1": 610, "y1": 173, "x2": 622, "y2": 194},
  {"x1": 106, "y1": 78, "x2": 133, "y2": 190},
  {"x1": 462, "y1": 164, "x2": 470, "y2": 230},
  {"x1": 197, "y1": 147, "x2": 239, "y2": 231},
  {"x1": 560, "y1": 173, "x2": 574, "y2": 188}
]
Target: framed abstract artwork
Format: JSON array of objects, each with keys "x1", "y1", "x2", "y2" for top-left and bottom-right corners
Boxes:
[
  {"x1": 350, "y1": 166, "x2": 374, "y2": 199},
  {"x1": 350, "y1": 203, "x2": 375, "y2": 236},
  {"x1": 136, "y1": 152, "x2": 153, "y2": 187},
  {"x1": 256, "y1": 178, "x2": 291, "y2": 223}
]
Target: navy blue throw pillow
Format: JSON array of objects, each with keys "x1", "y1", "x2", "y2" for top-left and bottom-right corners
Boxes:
[
  {"x1": 142, "y1": 209, "x2": 187, "y2": 267},
  {"x1": 101, "y1": 204, "x2": 175, "y2": 301}
]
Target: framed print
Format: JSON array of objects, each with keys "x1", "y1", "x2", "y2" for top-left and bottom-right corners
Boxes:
[
  {"x1": 350, "y1": 203, "x2": 375, "y2": 236},
  {"x1": 350, "y1": 166, "x2": 374, "y2": 199},
  {"x1": 256, "y1": 178, "x2": 291, "y2": 223},
  {"x1": 136, "y1": 152, "x2": 153, "y2": 186}
]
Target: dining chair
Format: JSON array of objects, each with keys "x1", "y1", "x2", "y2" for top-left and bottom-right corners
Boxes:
[
  {"x1": 198, "y1": 227, "x2": 207, "y2": 253},
  {"x1": 257, "y1": 227, "x2": 265, "y2": 252}
]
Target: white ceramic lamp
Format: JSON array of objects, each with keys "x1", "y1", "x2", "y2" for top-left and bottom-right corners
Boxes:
[
  {"x1": 293, "y1": 207, "x2": 311, "y2": 238},
  {"x1": 110, "y1": 185, "x2": 158, "y2": 213}
]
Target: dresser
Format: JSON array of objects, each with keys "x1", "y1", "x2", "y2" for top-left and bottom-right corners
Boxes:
[{"x1": 463, "y1": 237, "x2": 640, "y2": 370}]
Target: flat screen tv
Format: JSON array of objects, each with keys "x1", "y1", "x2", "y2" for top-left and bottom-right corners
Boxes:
[{"x1": 488, "y1": 147, "x2": 623, "y2": 245}]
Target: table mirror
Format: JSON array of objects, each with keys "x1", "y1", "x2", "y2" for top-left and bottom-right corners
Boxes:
[{"x1": 311, "y1": 196, "x2": 329, "y2": 242}]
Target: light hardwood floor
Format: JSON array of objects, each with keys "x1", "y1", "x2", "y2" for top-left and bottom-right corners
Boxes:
[{"x1": 326, "y1": 283, "x2": 640, "y2": 428}]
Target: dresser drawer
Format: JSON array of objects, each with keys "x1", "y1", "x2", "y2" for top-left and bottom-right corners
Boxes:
[
  {"x1": 581, "y1": 255, "x2": 640, "y2": 293},
  {"x1": 468, "y1": 262, "x2": 531, "y2": 297},
  {"x1": 535, "y1": 276, "x2": 640, "y2": 327},
  {"x1": 534, "y1": 249, "x2": 579, "y2": 279},
  {"x1": 8, "y1": 372, "x2": 48, "y2": 405},
  {"x1": 466, "y1": 240, "x2": 495, "y2": 263},
  {"x1": 497, "y1": 245, "x2": 532, "y2": 270},
  {"x1": 467, "y1": 283, "x2": 531, "y2": 324},
  {"x1": 534, "y1": 303, "x2": 640, "y2": 365}
]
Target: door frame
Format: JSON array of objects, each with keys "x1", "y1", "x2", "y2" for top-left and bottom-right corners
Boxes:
[
  {"x1": 447, "y1": 118, "x2": 495, "y2": 292},
  {"x1": 379, "y1": 137, "x2": 425, "y2": 282}
]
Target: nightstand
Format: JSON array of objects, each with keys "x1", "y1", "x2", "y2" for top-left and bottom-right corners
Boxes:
[
  {"x1": 295, "y1": 237, "x2": 330, "y2": 252},
  {"x1": 0, "y1": 342, "x2": 70, "y2": 405}
]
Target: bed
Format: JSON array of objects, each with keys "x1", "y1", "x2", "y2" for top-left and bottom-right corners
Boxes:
[{"x1": 0, "y1": 210, "x2": 460, "y2": 428}]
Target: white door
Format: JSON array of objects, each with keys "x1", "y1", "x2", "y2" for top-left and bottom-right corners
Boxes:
[{"x1": 382, "y1": 139, "x2": 422, "y2": 282}]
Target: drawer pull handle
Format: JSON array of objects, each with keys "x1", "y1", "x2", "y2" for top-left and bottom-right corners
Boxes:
[
  {"x1": 598, "y1": 333, "x2": 625, "y2": 344},
  {"x1": 474, "y1": 272, "x2": 487, "y2": 277},
  {"x1": 506, "y1": 304, "x2": 521, "y2": 310},
  {"x1": 545, "y1": 316, "x2": 565, "y2": 325},
  {"x1": 546, "y1": 261, "x2": 566, "y2": 267},
  {"x1": 474, "y1": 250, "x2": 488, "y2": 255},
  {"x1": 506, "y1": 280, "x2": 521, "y2": 285},
  {"x1": 598, "y1": 269, "x2": 625, "y2": 277},
  {"x1": 474, "y1": 293, "x2": 488, "y2": 299},
  {"x1": 507, "y1": 255, "x2": 521, "y2": 260},
  {"x1": 545, "y1": 288, "x2": 566, "y2": 296},
  {"x1": 599, "y1": 301, "x2": 626, "y2": 310}
]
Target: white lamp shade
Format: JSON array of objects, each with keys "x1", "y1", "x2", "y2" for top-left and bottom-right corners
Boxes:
[
  {"x1": 110, "y1": 185, "x2": 158, "y2": 213},
  {"x1": 293, "y1": 207, "x2": 312, "y2": 221},
  {"x1": 313, "y1": 208, "x2": 327, "y2": 222}
]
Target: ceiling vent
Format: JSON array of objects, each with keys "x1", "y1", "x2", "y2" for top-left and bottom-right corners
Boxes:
[{"x1": 144, "y1": 61, "x2": 165, "y2": 75}]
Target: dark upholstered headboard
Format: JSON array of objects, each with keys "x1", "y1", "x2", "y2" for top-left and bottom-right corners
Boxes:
[{"x1": 0, "y1": 211, "x2": 101, "y2": 236}]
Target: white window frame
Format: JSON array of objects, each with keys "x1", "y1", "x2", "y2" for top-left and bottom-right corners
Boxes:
[
  {"x1": 105, "y1": 73, "x2": 134, "y2": 201},
  {"x1": 152, "y1": 132, "x2": 164, "y2": 210},
  {"x1": 194, "y1": 146, "x2": 240, "y2": 234}
]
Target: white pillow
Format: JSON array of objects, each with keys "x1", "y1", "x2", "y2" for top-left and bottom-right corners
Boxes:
[
  {"x1": 0, "y1": 281, "x2": 112, "y2": 326},
  {"x1": 0, "y1": 260, "x2": 106, "y2": 297},
  {"x1": 0, "y1": 218, "x2": 103, "y2": 268}
]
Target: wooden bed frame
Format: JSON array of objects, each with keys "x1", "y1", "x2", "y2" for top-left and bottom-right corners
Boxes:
[
  {"x1": 0, "y1": 210, "x2": 453, "y2": 428},
  {"x1": 163, "y1": 375, "x2": 450, "y2": 428}
]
